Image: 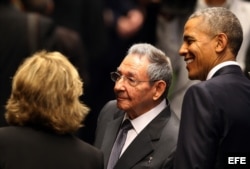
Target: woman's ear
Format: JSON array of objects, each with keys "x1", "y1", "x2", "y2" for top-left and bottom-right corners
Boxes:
[
  {"x1": 153, "y1": 80, "x2": 166, "y2": 100},
  {"x1": 215, "y1": 33, "x2": 228, "y2": 52}
]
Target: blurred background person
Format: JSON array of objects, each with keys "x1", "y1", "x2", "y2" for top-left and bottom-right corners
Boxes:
[
  {"x1": 12, "y1": 0, "x2": 54, "y2": 15},
  {"x1": 156, "y1": 0, "x2": 197, "y2": 118},
  {"x1": 0, "y1": 0, "x2": 54, "y2": 126},
  {"x1": 12, "y1": 0, "x2": 90, "y2": 86},
  {"x1": 0, "y1": 0, "x2": 89, "y2": 134},
  {"x1": 49, "y1": 0, "x2": 109, "y2": 144},
  {"x1": 0, "y1": 51, "x2": 103, "y2": 169}
]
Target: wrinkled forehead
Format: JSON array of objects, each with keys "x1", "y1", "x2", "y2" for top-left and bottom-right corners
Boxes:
[{"x1": 118, "y1": 54, "x2": 149, "y2": 76}]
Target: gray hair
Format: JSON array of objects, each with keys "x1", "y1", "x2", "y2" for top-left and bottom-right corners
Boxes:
[
  {"x1": 127, "y1": 43, "x2": 173, "y2": 97},
  {"x1": 189, "y1": 7, "x2": 243, "y2": 56}
]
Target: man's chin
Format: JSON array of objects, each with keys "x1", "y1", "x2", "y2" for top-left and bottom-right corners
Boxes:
[
  {"x1": 116, "y1": 99, "x2": 125, "y2": 106},
  {"x1": 116, "y1": 99, "x2": 129, "y2": 110}
]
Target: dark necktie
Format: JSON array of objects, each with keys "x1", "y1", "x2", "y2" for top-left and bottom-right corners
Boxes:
[{"x1": 107, "y1": 119, "x2": 133, "y2": 169}]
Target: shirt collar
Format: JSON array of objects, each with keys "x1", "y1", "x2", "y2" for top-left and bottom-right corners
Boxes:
[
  {"x1": 124, "y1": 99, "x2": 167, "y2": 134},
  {"x1": 206, "y1": 61, "x2": 240, "y2": 80}
]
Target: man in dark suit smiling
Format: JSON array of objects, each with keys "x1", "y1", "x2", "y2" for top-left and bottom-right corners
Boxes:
[{"x1": 174, "y1": 7, "x2": 250, "y2": 169}]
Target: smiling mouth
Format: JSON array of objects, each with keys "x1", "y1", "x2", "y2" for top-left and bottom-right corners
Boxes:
[{"x1": 185, "y1": 59, "x2": 194, "y2": 65}]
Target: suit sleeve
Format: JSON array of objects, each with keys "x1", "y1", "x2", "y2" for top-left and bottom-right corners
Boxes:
[{"x1": 174, "y1": 85, "x2": 221, "y2": 169}]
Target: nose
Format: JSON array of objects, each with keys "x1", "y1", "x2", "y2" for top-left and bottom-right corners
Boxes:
[
  {"x1": 114, "y1": 76, "x2": 126, "y2": 91},
  {"x1": 179, "y1": 43, "x2": 188, "y2": 57}
]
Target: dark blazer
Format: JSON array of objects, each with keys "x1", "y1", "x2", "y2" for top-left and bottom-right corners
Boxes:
[
  {"x1": 0, "y1": 4, "x2": 55, "y2": 126},
  {"x1": 0, "y1": 4, "x2": 89, "y2": 127},
  {"x1": 0, "y1": 126, "x2": 103, "y2": 169},
  {"x1": 174, "y1": 65, "x2": 250, "y2": 169},
  {"x1": 94, "y1": 100, "x2": 179, "y2": 169}
]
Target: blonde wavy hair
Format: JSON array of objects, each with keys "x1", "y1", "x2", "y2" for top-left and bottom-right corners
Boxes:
[{"x1": 5, "y1": 51, "x2": 89, "y2": 134}]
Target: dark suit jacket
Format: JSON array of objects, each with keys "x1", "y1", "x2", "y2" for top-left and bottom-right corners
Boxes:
[
  {"x1": 174, "y1": 65, "x2": 250, "y2": 169},
  {"x1": 0, "y1": 4, "x2": 55, "y2": 126},
  {"x1": 94, "y1": 100, "x2": 179, "y2": 169},
  {"x1": 0, "y1": 4, "x2": 89, "y2": 127},
  {"x1": 0, "y1": 126, "x2": 103, "y2": 169}
]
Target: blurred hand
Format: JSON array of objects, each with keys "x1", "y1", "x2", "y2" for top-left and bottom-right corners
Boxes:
[{"x1": 116, "y1": 9, "x2": 144, "y2": 38}]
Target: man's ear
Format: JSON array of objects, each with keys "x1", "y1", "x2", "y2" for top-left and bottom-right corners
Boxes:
[
  {"x1": 215, "y1": 33, "x2": 228, "y2": 52},
  {"x1": 153, "y1": 80, "x2": 166, "y2": 100}
]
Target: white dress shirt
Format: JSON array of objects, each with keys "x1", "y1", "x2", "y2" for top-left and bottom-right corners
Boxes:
[
  {"x1": 206, "y1": 61, "x2": 240, "y2": 80},
  {"x1": 120, "y1": 99, "x2": 167, "y2": 156}
]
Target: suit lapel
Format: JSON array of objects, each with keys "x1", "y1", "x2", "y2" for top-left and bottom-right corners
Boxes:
[
  {"x1": 101, "y1": 116, "x2": 124, "y2": 167},
  {"x1": 115, "y1": 130, "x2": 153, "y2": 168},
  {"x1": 114, "y1": 106, "x2": 171, "y2": 169}
]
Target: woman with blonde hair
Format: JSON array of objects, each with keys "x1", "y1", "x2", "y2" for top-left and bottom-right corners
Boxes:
[{"x1": 0, "y1": 51, "x2": 103, "y2": 169}]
